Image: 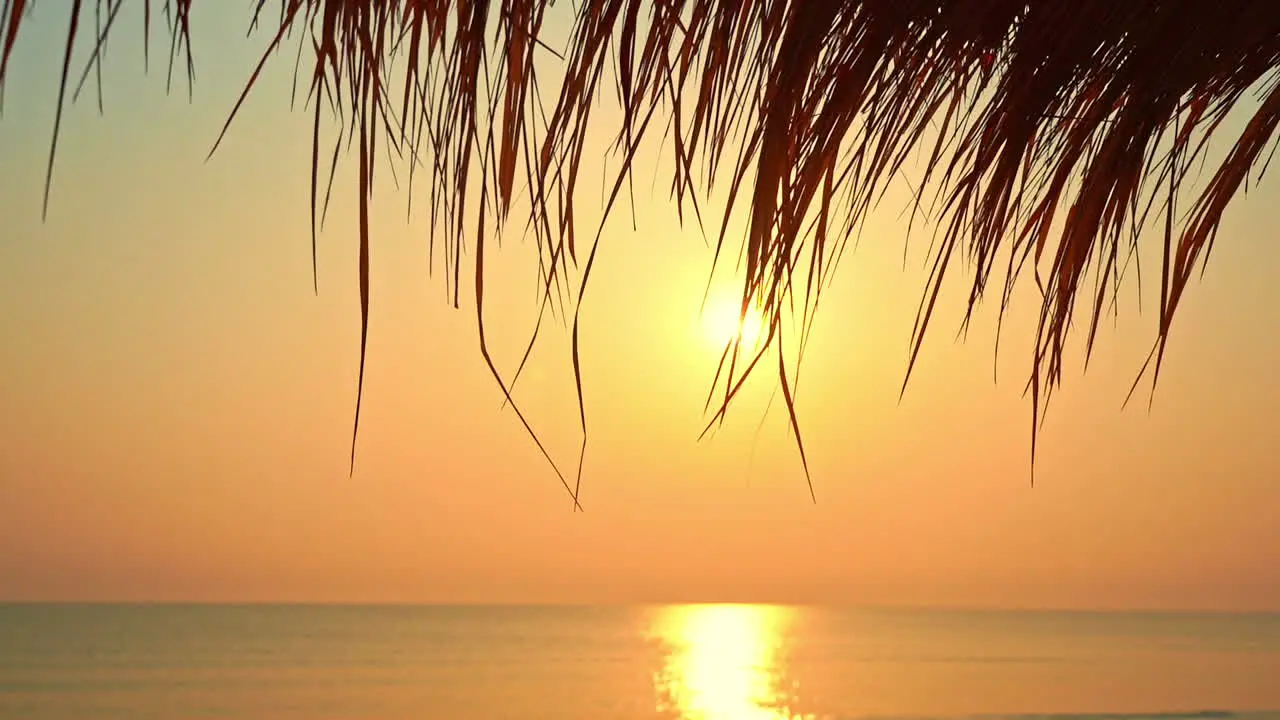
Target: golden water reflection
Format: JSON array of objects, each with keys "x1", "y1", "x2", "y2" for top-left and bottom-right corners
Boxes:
[{"x1": 651, "y1": 604, "x2": 810, "y2": 720}]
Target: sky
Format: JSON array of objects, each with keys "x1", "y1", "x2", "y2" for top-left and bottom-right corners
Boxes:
[{"x1": 1, "y1": 3, "x2": 1278, "y2": 610}]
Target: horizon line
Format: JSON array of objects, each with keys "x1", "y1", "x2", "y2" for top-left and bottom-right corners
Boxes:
[{"x1": 1, "y1": 600, "x2": 1276, "y2": 616}]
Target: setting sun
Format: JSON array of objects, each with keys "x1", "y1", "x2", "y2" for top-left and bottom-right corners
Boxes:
[{"x1": 703, "y1": 294, "x2": 768, "y2": 352}]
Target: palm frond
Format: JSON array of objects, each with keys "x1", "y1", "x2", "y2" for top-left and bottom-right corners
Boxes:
[{"x1": 5, "y1": 0, "x2": 1279, "y2": 502}]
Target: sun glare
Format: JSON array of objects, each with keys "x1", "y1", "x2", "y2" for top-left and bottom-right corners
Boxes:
[
  {"x1": 651, "y1": 604, "x2": 806, "y2": 720},
  {"x1": 703, "y1": 295, "x2": 768, "y2": 352}
]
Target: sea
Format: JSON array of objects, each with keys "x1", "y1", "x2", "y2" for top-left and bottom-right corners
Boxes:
[{"x1": 0, "y1": 605, "x2": 1277, "y2": 719}]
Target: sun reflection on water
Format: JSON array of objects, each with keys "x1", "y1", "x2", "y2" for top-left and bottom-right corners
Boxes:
[{"x1": 651, "y1": 604, "x2": 810, "y2": 720}]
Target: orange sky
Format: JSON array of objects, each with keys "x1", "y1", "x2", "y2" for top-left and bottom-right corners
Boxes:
[{"x1": 1, "y1": 3, "x2": 1277, "y2": 610}]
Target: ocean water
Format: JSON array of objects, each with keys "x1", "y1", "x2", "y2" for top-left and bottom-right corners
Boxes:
[{"x1": 0, "y1": 605, "x2": 1277, "y2": 719}]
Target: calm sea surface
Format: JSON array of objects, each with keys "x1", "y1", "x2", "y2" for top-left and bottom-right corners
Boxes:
[{"x1": 0, "y1": 605, "x2": 1277, "y2": 719}]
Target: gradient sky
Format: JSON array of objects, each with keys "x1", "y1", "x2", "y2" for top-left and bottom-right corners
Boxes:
[{"x1": 1, "y1": 3, "x2": 1278, "y2": 609}]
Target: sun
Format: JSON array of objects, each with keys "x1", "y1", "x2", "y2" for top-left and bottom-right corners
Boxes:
[{"x1": 702, "y1": 294, "x2": 767, "y2": 352}]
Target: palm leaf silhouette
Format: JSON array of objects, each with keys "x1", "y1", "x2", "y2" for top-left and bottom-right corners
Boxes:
[{"x1": 5, "y1": 1, "x2": 1278, "y2": 504}]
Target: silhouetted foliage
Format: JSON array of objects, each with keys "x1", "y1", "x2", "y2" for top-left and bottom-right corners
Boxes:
[{"x1": 5, "y1": 1, "x2": 1279, "y2": 504}]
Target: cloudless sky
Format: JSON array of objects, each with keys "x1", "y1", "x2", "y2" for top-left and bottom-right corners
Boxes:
[{"x1": 1, "y1": 2, "x2": 1278, "y2": 610}]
